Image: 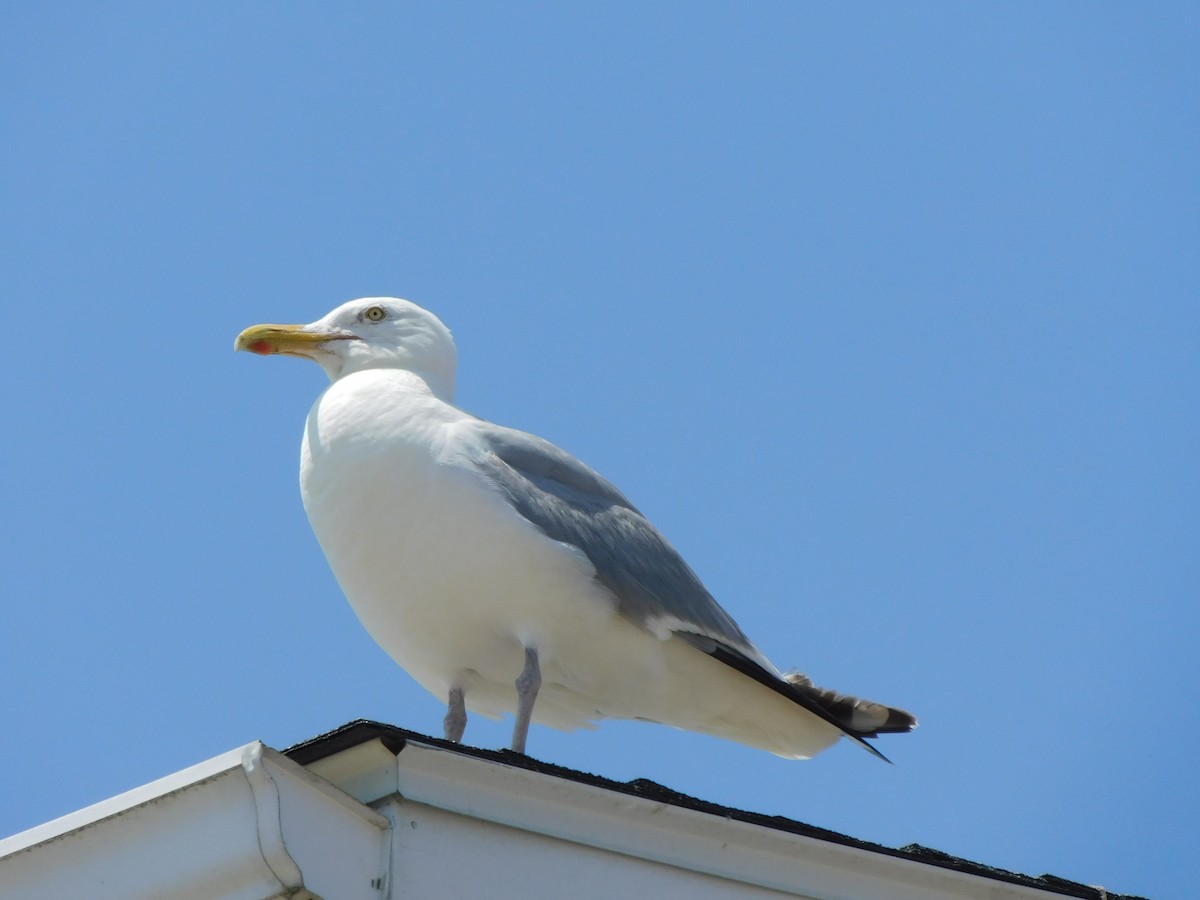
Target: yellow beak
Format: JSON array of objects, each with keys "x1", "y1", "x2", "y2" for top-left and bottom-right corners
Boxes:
[{"x1": 234, "y1": 323, "x2": 345, "y2": 357}]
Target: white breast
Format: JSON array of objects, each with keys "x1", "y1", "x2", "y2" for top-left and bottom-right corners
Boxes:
[{"x1": 299, "y1": 369, "x2": 639, "y2": 724}]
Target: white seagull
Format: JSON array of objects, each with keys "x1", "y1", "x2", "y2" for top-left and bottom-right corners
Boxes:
[{"x1": 236, "y1": 298, "x2": 915, "y2": 760}]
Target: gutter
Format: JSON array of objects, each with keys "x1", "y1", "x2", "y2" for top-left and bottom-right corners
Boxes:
[{"x1": 0, "y1": 741, "x2": 390, "y2": 900}]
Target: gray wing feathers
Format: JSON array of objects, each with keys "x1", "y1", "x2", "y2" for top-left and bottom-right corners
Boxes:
[
  {"x1": 472, "y1": 421, "x2": 917, "y2": 760},
  {"x1": 472, "y1": 423, "x2": 758, "y2": 656},
  {"x1": 480, "y1": 427, "x2": 634, "y2": 508}
]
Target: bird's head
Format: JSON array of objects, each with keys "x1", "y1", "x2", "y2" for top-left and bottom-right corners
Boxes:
[{"x1": 235, "y1": 297, "x2": 457, "y2": 398}]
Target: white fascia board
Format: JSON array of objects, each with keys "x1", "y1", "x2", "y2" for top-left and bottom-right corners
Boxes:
[
  {"x1": 310, "y1": 738, "x2": 1073, "y2": 900},
  {"x1": 0, "y1": 743, "x2": 389, "y2": 900},
  {"x1": 304, "y1": 735, "x2": 401, "y2": 802}
]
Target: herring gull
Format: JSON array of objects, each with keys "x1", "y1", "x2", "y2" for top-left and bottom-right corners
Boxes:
[{"x1": 235, "y1": 297, "x2": 916, "y2": 760}]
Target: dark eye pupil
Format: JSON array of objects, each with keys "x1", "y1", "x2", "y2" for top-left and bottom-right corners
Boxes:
[{"x1": 367, "y1": 307, "x2": 384, "y2": 321}]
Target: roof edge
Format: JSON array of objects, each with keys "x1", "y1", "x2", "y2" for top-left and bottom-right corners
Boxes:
[{"x1": 283, "y1": 720, "x2": 1145, "y2": 900}]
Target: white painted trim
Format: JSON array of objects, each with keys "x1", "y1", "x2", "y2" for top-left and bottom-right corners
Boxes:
[
  {"x1": 0, "y1": 742, "x2": 390, "y2": 900},
  {"x1": 317, "y1": 737, "x2": 1075, "y2": 900},
  {"x1": 0, "y1": 743, "x2": 252, "y2": 858},
  {"x1": 242, "y1": 743, "x2": 306, "y2": 891}
]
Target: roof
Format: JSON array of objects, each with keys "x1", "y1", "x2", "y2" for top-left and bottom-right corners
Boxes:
[
  {"x1": 287, "y1": 720, "x2": 1146, "y2": 900},
  {"x1": 0, "y1": 718, "x2": 1146, "y2": 900}
]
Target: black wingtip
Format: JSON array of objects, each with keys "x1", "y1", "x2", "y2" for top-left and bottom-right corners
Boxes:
[
  {"x1": 851, "y1": 733, "x2": 894, "y2": 765},
  {"x1": 678, "y1": 633, "x2": 912, "y2": 764}
]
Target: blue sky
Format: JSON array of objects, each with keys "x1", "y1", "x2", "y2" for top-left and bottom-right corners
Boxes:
[{"x1": 3, "y1": 4, "x2": 1195, "y2": 897}]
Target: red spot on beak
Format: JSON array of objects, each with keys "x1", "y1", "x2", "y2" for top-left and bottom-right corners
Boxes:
[{"x1": 248, "y1": 340, "x2": 273, "y2": 355}]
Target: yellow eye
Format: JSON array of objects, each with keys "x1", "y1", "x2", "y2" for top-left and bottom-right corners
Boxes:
[{"x1": 364, "y1": 306, "x2": 386, "y2": 323}]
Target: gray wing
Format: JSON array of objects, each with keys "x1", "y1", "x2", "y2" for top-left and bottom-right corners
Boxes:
[
  {"x1": 470, "y1": 421, "x2": 763, "y2": 660},
  {"x1": 471, "y1": 421, "x2": 917, "y2": 758}
]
